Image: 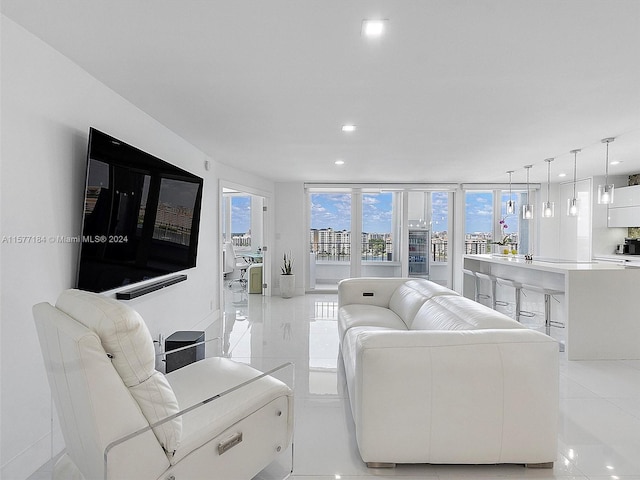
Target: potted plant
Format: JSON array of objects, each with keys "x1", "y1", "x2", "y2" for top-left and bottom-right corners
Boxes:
[{"x1": 280, "y1": 252, "x2": 295, "y2": 298}]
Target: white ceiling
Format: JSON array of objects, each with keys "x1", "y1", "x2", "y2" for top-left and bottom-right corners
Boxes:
[{"x1": 3, "y1": 0, "x2": 640, "y2": 185}]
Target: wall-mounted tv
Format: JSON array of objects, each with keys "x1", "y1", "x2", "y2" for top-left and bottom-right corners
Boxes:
[{"x1": 77, "y1": 128, "x2": 204, "y2": 293}]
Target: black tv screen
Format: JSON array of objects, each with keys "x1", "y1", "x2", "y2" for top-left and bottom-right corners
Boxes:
[{"x1": 77, "y1": 128, "x2": 203, "y2": 292}]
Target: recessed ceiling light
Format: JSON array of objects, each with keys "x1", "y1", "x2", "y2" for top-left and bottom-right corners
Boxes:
[
  {"x1": 558, "y1": 173, "x2": 567, "y2": 177},
  {"x1": 362, "y1": 19, "x2": 386, "y2": 37},
  {"x1": 611, "y1": 160, "x2": 622, "y2": 165},
  {"x1": 335, "y1": 160, "x2": 345, "y2": 166},
  {"x1": 341, "y1": 124, "x2": 356, "y2": 132}
]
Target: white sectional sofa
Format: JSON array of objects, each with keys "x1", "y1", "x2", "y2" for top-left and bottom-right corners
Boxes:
[{"x1": 338, "y1": 277, "x2": 559, "y2": 468}]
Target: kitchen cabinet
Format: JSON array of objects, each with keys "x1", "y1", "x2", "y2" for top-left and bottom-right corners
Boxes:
[
  {"x1": 610, "y1": 185, "x2": 640, "y2": 208},
  {"x1": 608, "y1": 185, "x2": 640, "y2": 227},
  {"x1": 465, "y1": 254, "x2": 640, "y2": 360}
]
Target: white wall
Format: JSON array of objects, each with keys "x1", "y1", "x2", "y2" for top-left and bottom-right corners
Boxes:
[
  {"x1": 273, "y1": 182, "x2": 306, "y2": 296},
  {"x1": 0, "y1": 17, "x2": 273, "y2": 479}
]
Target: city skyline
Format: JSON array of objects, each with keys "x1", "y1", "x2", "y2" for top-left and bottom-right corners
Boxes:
[{"x1": 230, "y1": 192, "x2": 519, "y2": 235}]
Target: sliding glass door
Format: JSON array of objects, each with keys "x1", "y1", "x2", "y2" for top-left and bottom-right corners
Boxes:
[{"x1": 307, "y1": 186, "x2": 454, "y2": 290}]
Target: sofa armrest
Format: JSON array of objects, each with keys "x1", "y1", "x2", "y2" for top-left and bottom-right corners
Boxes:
[
  {"x1": 343, "y1": 328, "x2": 558, "y2": 465},
  {"x1": 338, "y1": 277, "x2": 411, "y2": 308}
]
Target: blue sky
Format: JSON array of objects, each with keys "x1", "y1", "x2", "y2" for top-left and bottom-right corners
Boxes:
[
  {"x1": 232, "y1": 192, "x2": 516, "y2": 235},
  {"x1": 311, "y1": 192, "x2": 451, "y2": 233},
  {"x1": 230, "y1": 196, "x2": 251, "y2": 233}
]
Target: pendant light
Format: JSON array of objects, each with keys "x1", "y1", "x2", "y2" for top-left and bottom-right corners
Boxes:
[
  {"x1": 542, "y1": 158, "x2": 555, "y2": 218},
  {"x1": 522, "y1": 165, "x2": 533, "y2": 220},
  {"x1": 506, "y1": 170, "x2": 516, "y2": 214},
  {"x1": 567, "y1": 149, "x2": 580, "y2": 216},
  {"x1": 597, "y1": 137, "x2": 615, "y2": 204}
]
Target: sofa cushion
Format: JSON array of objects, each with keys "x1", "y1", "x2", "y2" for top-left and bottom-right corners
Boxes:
[
  {"x1": 388, "y1": 284, "x2": 428, "y2": 328},
  {"x1": 338, "y1": 304, "x2": 407, "y2": 343},
  {"x1": 411, "y1": 295, "x2": 523, "y2": 331},
  {"x1": 403, "y1": 279, "x2": 460, "y2": 300},
  {"x1": 55, "y1": 289, "x2": 182, "y2": 456}
]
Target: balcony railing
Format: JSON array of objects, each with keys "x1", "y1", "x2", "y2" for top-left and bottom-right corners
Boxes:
[
  {"x1": 311, "y1": 241, "x2": 450, "y2": 263},
  {"x1": 310, "y1": 240, "x2": 518, "y2": 263}
]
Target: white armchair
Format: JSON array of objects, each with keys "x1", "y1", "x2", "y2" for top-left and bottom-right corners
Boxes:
[{"x1": 33, "y1": 289, "x2": 293, "y2": 480}]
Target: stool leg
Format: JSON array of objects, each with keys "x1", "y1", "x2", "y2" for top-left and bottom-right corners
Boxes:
[
  {"x1": 515, "y1": 287, "x2": 522, "y2": 322},
  {"x1": 544, "y1": 294, "x2": 551, "y2": 337},
  {"x1": 491, "y1": 279, "x2": 497, "y2": 310},
  {"x1": 544, "y1": 294, "x2": 565, "y2": 352}
]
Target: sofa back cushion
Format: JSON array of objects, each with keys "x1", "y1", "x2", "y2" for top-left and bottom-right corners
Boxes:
[
  {"x1": 403, "y1": 279, "x2": 460, "y2": 300},
  {"x1": 411, "y1": 295, "x2": 524, "y2": 331},
  {"x1": 388, "y1": 284, "x2": 428, "y2": 328},
  {"x1": 55, "y1": 289, "x2": 182, "y2": 456}
]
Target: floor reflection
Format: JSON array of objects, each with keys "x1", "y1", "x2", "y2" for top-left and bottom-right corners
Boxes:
[{"x1": 223, "y1": 288, "x2": 340, "y2": 399}]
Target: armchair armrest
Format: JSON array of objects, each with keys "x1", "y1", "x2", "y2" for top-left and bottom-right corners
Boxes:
[{"x1": 104, "y1": 361, "x2": 294, "y2": 480}]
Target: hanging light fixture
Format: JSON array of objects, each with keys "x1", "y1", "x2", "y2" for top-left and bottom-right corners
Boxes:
[
  {"x1": 597, "y1": 137, "x2": 616, "y2": 204},
  {"x1": 506, "y1": 170, "x2": 516, "y2": 214},
  {"x1": 542, "y1": 158, "x2": 555, "y2": 218},
  {"x1": 522, "y1": 165, "x2": 533, "y2": 220},
  {"x1": 567, "y1": 149, "x2": 580, "y2": 216}
]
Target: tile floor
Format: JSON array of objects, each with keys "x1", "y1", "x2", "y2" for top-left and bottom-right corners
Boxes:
[{"x1": 30, "y1": 289, "x2": 640, "y2": 480}]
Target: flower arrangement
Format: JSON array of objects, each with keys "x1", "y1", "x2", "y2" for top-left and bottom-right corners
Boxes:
[{"x1": 492, "y1": 217, "x2": 512, "y2": 246}]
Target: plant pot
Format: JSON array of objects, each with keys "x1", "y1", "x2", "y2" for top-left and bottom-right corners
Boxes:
[{"x1": 280, "y1": 274, "x2": 295, "y2": 298}]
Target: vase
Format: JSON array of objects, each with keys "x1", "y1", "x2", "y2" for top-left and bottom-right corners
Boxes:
[{"x1": 280, "y1": 274, "x2": 295, "y2": 298}]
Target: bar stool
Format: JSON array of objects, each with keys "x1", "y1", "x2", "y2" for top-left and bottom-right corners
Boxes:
[
  {"x1": 522, "y1": 283, "x2": 565, "y2": 351},
  {"x1": 462, "y1": 269, "x2": 480, "y2": 302},
  {"x1": 474, "y1": 272, "x2": 497, "y2": 309},
  {"x1": 495, "y1": 277, "x2": 524, "y2": 322}
]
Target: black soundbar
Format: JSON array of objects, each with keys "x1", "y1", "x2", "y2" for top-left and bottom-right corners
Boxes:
[{"x1": 116, "y1": 274, "x2": 187, "y2": 300}]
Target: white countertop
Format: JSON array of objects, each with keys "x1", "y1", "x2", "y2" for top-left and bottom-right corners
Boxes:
[
  {"x1": 464, "y1": 254, "x2": 632, "y2": 273},
  {"x1": 594, "y1": 253, "x2": 640, "y2": 262}
]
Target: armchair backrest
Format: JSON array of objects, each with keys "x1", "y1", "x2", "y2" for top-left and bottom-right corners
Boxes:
[
  {"x1": 33, "y1": 289, "x2": 181, "y2": 479},
  {"x1": 223, "y1": 241, "x2": 236, "y2": 273}
]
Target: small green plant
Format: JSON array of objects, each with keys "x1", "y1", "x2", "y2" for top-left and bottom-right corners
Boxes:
[{"x1": 281, "y1": 252, "x2": 293, "y2": 275}]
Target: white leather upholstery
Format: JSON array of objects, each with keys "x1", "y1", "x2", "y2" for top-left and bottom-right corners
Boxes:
[
  {"x1": 412, "y1": 294, "x2": 523, "y2": 331},
  {"x1": 338, "y1": 304, "x2": 407, "y2": 343},
  {"x1": 388, "y1": 284, "x2": 428, "y2": 328},
  {"x1": 338, "y1": 278, "x2": 559, "y2": 467},
  {"x1": 33, "y1": 302, "x2": 170, "y2": 480},
  {"x1": 166, "y1": 357, "x2": 294, "y2": 465},
  {"x1": 55, "y1": 289, "x2": 182, "y2": 455},
  {"x1": 34, "y1": 289, "x2": 294, "y2": 480}
]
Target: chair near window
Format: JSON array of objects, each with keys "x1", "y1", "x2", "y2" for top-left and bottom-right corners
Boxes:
[
  {"x1": 33, "y1": 289, "x2": 293, "y2": 480},
  {"x1": 224, "y1": 241, "x2": 250, "y2": 287}
]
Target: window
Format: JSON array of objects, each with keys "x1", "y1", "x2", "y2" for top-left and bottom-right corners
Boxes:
[
  {"x1": 465, "y1": 191, "x2": 494, "y2": 254},
  {"x1": 362, "y1": 192, "x2": 394, "y2": 262},
  {"x1": 309, "y1": 192, "x2": 352, "y2": 262},
  {"x1": 465, "y1": 188, "x2": 530, "y2": 255},
  {"x1": 431, "y1": 192, "x2": 449, "y2": 262}
]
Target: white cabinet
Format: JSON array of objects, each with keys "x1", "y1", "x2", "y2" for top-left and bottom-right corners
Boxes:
[
  {"x1": 608, "y1": 206, "x2": 640, "y2": 227},
  {"x1": 608, "y1": 185, "x2": 640, "y2": 227},
  {"x1": 611, "y1": 185, "x2": 640, "y2": 208}
]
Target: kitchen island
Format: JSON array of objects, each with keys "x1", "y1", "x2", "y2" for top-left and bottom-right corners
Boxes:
[{"x1": 464, "y1": 254, "x2": 640, "y2": 360}]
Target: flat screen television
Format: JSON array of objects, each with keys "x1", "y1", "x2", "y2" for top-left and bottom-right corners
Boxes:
[{"x1": 77, "y1": 128, "x2": 204, "y2": 293}]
